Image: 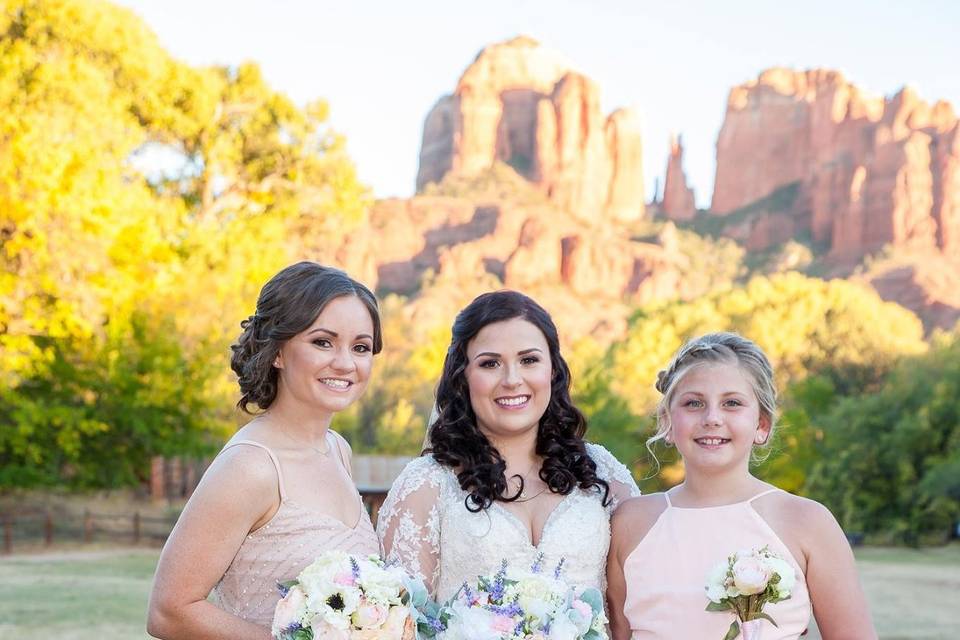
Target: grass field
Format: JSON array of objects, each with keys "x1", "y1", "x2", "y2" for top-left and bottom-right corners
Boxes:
[{"x1": 0, "y1": 545, "x2": 958, "y2": 639}]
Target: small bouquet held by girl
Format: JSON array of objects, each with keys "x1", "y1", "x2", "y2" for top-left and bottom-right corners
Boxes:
[
  {"x1": 271, "y1": 551, "x2": 427, "y2": 640},
  {"x1": 704, "y1": 545, "x2": 797, "y2": 640},
  {"x1": 425, "y1": 556, "x2": 608, "y2": 640}
]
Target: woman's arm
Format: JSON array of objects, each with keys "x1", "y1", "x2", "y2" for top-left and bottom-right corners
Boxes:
[
  {"x1": 606, "y1": 508, "x2": 632, "y2": 640},
  {"x1": 800, "y1": 500, "x2": 877, "y2": 640},
  {"x1": 376, "y1": 457, "x2": 443, "y2": 596},
  {"x1": 147, "y1": 446, "x2": 278, "y2": 640}
]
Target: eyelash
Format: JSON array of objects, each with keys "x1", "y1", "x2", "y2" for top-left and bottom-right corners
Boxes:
[
  {"x1": 683, "y1": 399, "x2": 744, "y2": 408},
  {"x1": 478, "y1": 356, "x2": 540, "y2": 368},
  {"x1": 312, "y1": 339, "x2": 372, "y2": 353}
]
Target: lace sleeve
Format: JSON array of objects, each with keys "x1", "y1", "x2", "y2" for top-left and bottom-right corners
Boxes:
[
  {"x1": 376, "y1": 456, "x2": 445, "y2": 595},
  {"x1": 585, "y1": 443, "x2": 641, "y2": 513}
]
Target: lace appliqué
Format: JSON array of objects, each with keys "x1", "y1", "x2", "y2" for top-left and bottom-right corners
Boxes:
[{"x1": 378, "y1": 445, "x2": 640, "y2": 602}]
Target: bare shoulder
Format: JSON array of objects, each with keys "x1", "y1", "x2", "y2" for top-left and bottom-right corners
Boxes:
[
  {"x1": 194, "y1": 443, "x2": 280, "y2": 510},
  {"x1": 763, "y1": 491, "x2": 838, "y2": 529},
  {"x1": 328, "y1": 429, "x2": 353, "y2": 457},
  {"x1": 610, "y1": 493, "x2": 668, "y2": 559},
  {"x1": 613, "y1": 493, "x2": 668, "y2": 523}
]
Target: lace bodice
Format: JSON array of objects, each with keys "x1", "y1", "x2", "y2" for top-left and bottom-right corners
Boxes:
[{"x1": 376, "y1": 443, "x2": 640, "y2": 602}]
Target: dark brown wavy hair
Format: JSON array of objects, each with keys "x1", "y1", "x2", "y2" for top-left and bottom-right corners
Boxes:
[
  {"x1": 428, "y1": 290, "x2": 609, "y2": 512},
  {"x1": 229, "y1": 262, "x2": 382, "y2": 413}
]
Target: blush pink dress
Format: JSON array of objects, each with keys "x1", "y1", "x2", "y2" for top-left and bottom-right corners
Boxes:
[
  {"x1": 210, "y1": 438, "x2": 380, "y2": 628},
  {"x1": 622, "y1": 489, "x2": 812, "y2": 639}
]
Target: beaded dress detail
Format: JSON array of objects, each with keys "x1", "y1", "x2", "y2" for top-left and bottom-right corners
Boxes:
[{"x1": 210, "y1": 438, "x2": 380, "y2": 627}]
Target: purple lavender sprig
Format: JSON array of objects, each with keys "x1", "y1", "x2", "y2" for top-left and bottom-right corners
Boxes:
[
  {"x1": 489, "y1": 559, "x2": 508, "y2": 603},
  {"x1": 462, "y1": 581, "x2": 477, "y2": 606},
  {"x1": 530, "y1": 552, "x2": 545, "y2": 574},
  {"x1": 350, "y1": 556, "x2": 361, "y2": 583},
  {"x1": 553, "y1": 557, "x2": 566, "y2": 579}
]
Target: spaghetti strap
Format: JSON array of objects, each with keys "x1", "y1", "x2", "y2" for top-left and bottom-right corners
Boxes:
[
  {"x1": 222, "y1": 440, "x2": 287, "y2": 500},
  {"x1": 328, "y1": 430, "x2": 353, "y2": 478},
  {"x1": 747, "y1": 488, "x2": 780, "y2": 503},
  {"x1": 663, "y1": 491, "x2": 673, "y2": 508}
]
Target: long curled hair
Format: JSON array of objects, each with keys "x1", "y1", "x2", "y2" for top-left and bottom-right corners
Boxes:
[
  {"x1": 428, "y1": 290, "x2": 609, "y2": 512},
  {"x1": 230, "y1": 262, "x2": 382, "y2": 413}
]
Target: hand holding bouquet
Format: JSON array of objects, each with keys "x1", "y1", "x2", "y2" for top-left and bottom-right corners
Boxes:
[
  {"x1": 430, "y1": 556, "x2": 608, "y2": 640},
  {"x1": 704, "y1": 546, "x2": 796, "y2": 640},
  {"x1": 272, "y1": 551, "x2": 421, "y2": 640}
]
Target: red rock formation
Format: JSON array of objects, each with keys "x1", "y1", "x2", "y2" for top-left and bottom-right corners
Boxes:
[
  {"x1": 661, "y1": 134, "x2": 697, "y2": 221},
  {"x1": 711, "y1": 68, "x2": 960, "y2": 258},
  {"x1": 416, "y1": 36, "x2": 645, "y2": 224}
]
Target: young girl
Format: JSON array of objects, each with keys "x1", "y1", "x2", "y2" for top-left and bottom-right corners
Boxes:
[{"x1": 607, "y1": 332, "x2": 876, "y2": 640}]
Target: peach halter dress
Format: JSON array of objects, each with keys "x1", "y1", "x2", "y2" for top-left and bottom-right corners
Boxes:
[
  {"x1": 622, "y1": 488, "x2": 811, "y2": 639},
  {"x1": 210, "y1": 438, "x2": 380, "y2": 628}
]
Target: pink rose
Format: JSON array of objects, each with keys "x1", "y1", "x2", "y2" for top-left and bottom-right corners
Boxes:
[
  {"x1": 352, "y1": 598, "x2": 389, "y2": 629},
  {"x1": 271, "y1": 586, "x2": 307, "y2": 637},
  {"x1": 372, "y1": 606, "x2": 413, "y2": 640},
  {"x1": 732, "y1": 556, "x2": 772, "y2": 595},
  {"x1": 309, "y1": 616, "x2": 350, "y2": 640}
]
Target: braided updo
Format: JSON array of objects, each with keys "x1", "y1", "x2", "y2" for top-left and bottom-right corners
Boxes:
[
  {"x1": 230, "y1": 262, "x2": 382, "y2": 413},
  {"x1": 649, "y1": 332, "x2": 778, "y2": 454}
]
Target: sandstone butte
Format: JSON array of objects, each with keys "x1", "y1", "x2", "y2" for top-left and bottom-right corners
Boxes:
[
  {"x1": 660, "y1": 134, "x2": 697, "y2": 222},
  {"x1": 416, "y1": 35, "x2": 646, "y2": 225},
  {"x1": 327, "y1": 40, "x2": 960, "y2": 335},
  {"x1": 712, "y1": 68, "x2": 960, "y2": 260}
]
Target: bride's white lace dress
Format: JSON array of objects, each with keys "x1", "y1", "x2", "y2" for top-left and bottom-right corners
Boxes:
[{"x1": 376, "y1": 443, "x2": 640, "y2": 601}]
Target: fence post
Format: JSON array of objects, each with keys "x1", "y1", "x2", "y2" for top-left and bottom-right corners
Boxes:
[
  {"x1": 2, "y1": 514, "x2": 11, "y2": 554},
  {"x1": 44, "y1": 511, "x2": 53, "y2": 546},
  {"x1": 133, "y1": 511, "x2": 141, "y2": 545},
  {"x1": 83, "y1": 510, "x2": 93, "y2": 543}
]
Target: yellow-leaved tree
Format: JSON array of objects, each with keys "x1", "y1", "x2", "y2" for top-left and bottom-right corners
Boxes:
[{"x1": 0, "y1": 0, "x2": 369, "y2": 487}]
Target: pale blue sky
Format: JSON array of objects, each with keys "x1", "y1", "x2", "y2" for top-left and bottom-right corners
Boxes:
[{"x1": 116, "y1": 0, "x2": 959, "y2": 208}]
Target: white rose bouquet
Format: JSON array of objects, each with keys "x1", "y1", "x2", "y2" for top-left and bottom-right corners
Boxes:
[
  {"x1": 429, "y1": 556, "x2": 608, "y2": 640},
  {"x1": 704, "y1": 546, "x2": 796, "y2": 640},
  {"x1": 272, "y1": 551, "x2": 426, "y2": 640}
]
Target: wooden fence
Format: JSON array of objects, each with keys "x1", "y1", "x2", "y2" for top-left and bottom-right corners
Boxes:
[{"x1": 2, "y1": 455, "x2": 412, "y2": 554}]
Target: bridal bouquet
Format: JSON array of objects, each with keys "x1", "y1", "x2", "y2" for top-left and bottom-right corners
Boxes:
[
  {"x1": 704, "y1": 546, "x2": 797, "y2": 640},
  {"x1": 428, "y1": 556, "x2": 608, "y2": 640},
  {"x1": 271, "y1": 551, "x2": 424, "y2": 640}
]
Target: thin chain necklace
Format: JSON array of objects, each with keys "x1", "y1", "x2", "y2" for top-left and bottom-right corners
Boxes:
[
  {"x1": 509, "y1": 459, "x2": 547, "y2": 501},
  {"x1": 280, "y1": 426, "x2": 331, "y2": 457}
]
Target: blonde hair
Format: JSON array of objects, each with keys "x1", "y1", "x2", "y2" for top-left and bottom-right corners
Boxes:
[{"x1": 648, "y1": 332, "x2": 778, "y2": 461}]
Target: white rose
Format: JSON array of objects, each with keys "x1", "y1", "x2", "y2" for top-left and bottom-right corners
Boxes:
[
  {"x1": 360, "y1": 564, "x2": 403, "y2": 605},
  {"x1": 298, "y1": 552, "x2": 351, "y2": 595},
  {"x1": 731, "y1": 556, "x2": 772, "y2": 596},
  {"x1": 705, "y1": 561, "x2": 730, "y2": 603},
  {"x1": 509, "y1": 573, "x2": 565, "y2": 622},
  {"x1": 765, "y1": 556, "x2": 796, "y2": 598}
]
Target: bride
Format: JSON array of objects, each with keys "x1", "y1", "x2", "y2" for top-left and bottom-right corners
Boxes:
[{"x1": 377, "y1": 290, "x2": 639, "y2": 601}]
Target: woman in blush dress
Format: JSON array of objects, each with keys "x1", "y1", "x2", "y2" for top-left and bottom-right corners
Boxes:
[
  {"x1": 377, "y1": 290, "x2": 640, "y2": 603},
  {"x1": 148, "y1": 262, "x2": 382, "y2": 640}
]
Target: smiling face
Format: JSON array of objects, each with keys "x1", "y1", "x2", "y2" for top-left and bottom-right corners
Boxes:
[
  {"x1": 667, "y1": 362, "x2": 771, "y2": 473},
  {"x1": 464, "y1": 317, "x2": 553, "y2": 442},
  {"x1": 273, "y1": 295, "x2": 375, "y2": 417}
]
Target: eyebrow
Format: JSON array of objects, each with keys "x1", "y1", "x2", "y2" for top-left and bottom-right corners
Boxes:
[
  {"x1": 306, "y1": 328, "x2": 374, "y2": 341},
  {"x1": 472, "y1": 347, "x2": 543, "y2": 360}
]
